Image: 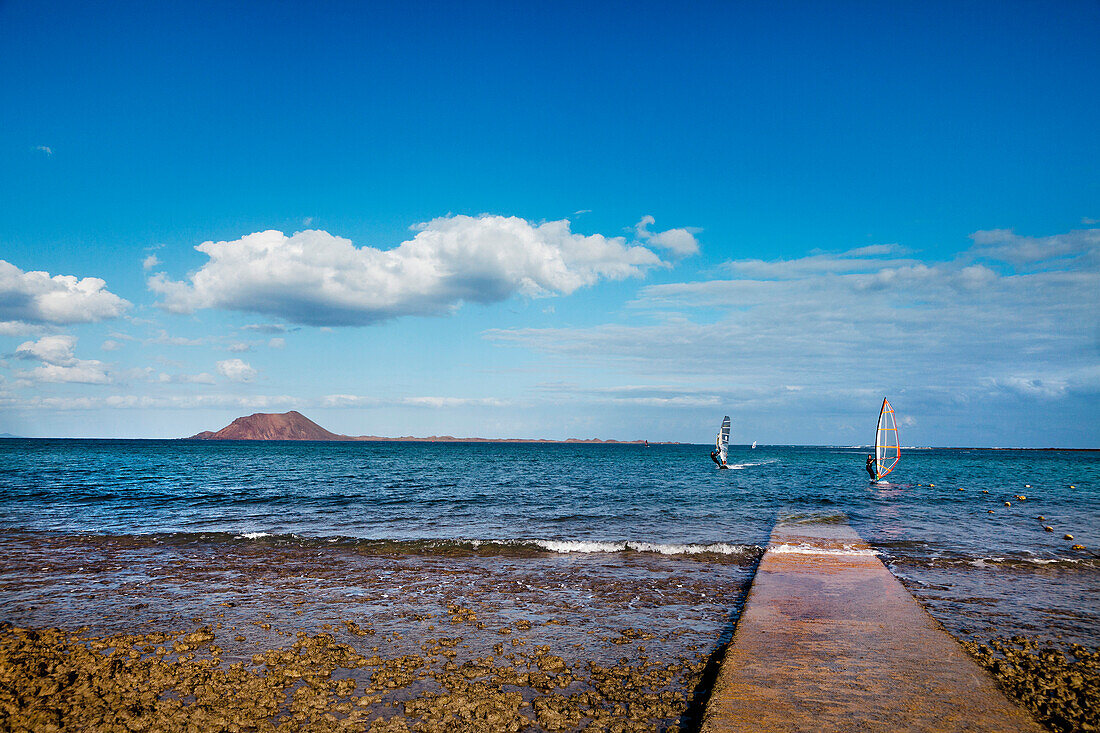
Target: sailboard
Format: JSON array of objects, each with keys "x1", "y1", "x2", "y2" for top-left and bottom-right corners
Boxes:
[
  {"x1": 716, "y1": 416, "x2": 731, "y2": 465},
  {"x1": 751, "y1": 440, "x2": 757, "y2": 449},
  {"x1": 874, "y1": 397, "x2": 900, "y2": 481}
]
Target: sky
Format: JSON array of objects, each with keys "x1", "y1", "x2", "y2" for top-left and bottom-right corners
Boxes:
[{"x1": 1, "y1": 0, "x2": 1098, "y2": 446}]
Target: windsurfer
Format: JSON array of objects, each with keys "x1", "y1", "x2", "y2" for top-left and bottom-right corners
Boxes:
[
  {"x1": 866, "y1": 455, "x2": 876, "y2": 481},
  {"x1": 710, "y1": 450, "x2": 728, "y2": 469}
]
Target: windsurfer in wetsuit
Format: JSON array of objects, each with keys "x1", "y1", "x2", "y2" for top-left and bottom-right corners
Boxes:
[
  {"x1": 710, "y1": 449, "x2": 723, "y2": 468},
  {"x1": 866, "y1": 455, "x2": 876, "y2": 481}
]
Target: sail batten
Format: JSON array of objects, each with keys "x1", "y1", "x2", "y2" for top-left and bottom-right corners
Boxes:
[{"x1": 874, "y1": 398, "x2": 900, "y2": 480}]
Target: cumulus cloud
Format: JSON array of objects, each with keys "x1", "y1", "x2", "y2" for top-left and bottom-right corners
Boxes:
[
  {"x1": 633, "y1": 215, "x2": 700, "y2": 256},
  {"x1": 14, "y1": 335, "x2": 79, "y2": 365},
  {"x1": 216, "y1": 358, "x2": 257, "y2": 382},
  {"x1": 142, "y1": 254, "x2": 160, "y2": 271},
  {"x1": 148, "y1": 215, "x2": 672, "y2": 326},
  {"x1": 12, "y1": 335, "x2": 111, "y2": 384},
  {"x1": 0, "y1": 260, "x2": 130, "y2": 326}
]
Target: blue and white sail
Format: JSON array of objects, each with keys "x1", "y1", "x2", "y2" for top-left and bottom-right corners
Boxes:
[{"x1": 716, "y1": 416, "x2": 731, "y2": 464}]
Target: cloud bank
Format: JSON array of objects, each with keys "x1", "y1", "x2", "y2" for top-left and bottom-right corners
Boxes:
[
  {"x1": 487, "y1": 228, "x2": 1100, "y2": 417},
  {"x1": 0, "y1": 260, "x2": 130, "y2": 329},
  {"x1": 148, "y1": 215, "x2": 689, "y2": 326}
]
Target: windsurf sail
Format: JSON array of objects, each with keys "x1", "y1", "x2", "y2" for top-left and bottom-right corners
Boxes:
[
  {"x1": 716, "y1": 416, "x2": 731, "y2": 464},
  {"x1": 751, "y1": 440, "x2": 757, "y2": 449},
  {"x1": 874, "y1": 398, "x2": 900, "y2": 480}
]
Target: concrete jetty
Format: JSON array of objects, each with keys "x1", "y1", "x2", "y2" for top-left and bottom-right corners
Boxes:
[{"x1": 701, "y1": 520, "x2": 1043, "y2": 732}]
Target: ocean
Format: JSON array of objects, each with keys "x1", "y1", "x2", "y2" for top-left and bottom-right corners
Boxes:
[{"x1": 1, "y1": 439, "x2": 1097, "y2": 730}]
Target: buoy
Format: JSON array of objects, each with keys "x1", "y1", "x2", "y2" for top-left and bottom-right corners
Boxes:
[
  {"x1": 930, "y1": 483, "x2": 935, "y2": 487},
  {"x1": 1004, "y1": 501, "x2": 1011, "y2": 506},
  {"x1": 1064, "y1": 534, "x2": 1074, "y2": 540},
  {"x1": 1018, "y1": 496, "x2": 1026, "y2": 501},
  {"x1": 981, "y1": 490, "x2": 989, "y2": 493},
  {"x1": 1069, "y1": 485, "x2": 1075, "y2": 489},
  {"x1": 1072, "y1": 544, "x2": 1085, "y2": 551},
  {"x1": 987, "y1": 510, "x2": 995, "y2": 514},
  {"x1": 958, "y1": 487, "x2": 965, "y2": 491},
  {"x1": 1025, "y1": 484, "x2": 1031, "y2": 488},
  {"x1": 1038, "y1": 516, "x2": 1045, "y2": 521},
  {"x1": 1045, "y1": 526, "x2": 1054, "y2": 532}
]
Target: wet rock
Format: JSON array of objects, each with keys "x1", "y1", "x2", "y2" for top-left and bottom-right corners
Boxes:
[{"x1": 963, "y1": 636, "x2": 1099, "y2": 733}]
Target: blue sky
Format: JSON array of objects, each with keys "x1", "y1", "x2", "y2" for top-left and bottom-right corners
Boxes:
[{"x1": 1, "y1": 0, "x2": 1098, "y2": 446}]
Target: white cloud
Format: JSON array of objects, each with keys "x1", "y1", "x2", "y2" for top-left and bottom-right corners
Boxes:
[
  {"x1": 14, "y1": 335, "x2": 85, "y2": 365},
  {"x1": 148, "y1": 215, "x2": 671, "y2": 326},
  {"x1": 0, "y1": 393, "x2": 298, "y2": 411},
  {"x1": 158, "y1": 372, "x2": 217, "y2": 385},
  {"x1": 146, "y1": 330, "x2": 204, "y2": 346},
  {"x1": 241, "y1": 323, "x2": 295, "y2": 333},
  {"x1": 633, "y1": 215, "x2": 700, "y2": 256},
  {"x1": 268, "y1": 337, "x2": 285, "y2": 349},
  {"x1": 968, "y1": 227, "x2": 1099, "y2": 267},
  {"x1": 227, "y1": 342, "x2": 252, "y2": 353},
  {"x1": 12, "y1": 335, "x2": 111, "y2": 384},
  {"x1": 216, "y1": 358, "x2": 257, "y2": 382},
  {"x1": 18, "y1": 363, "x2": 111, "y2": 384},
  {"x1": 35, "y1": 146, "x2": 52, "y2": 156},
  {"x1": 142, "y1": 254, "x2": 160, "y2": 271},
  {"x1": 0, "y1": 260, "x2": 129, "y2": 326},
  {"x1": 318, "y1": 394, "x2": 510, "y2": 408},
  {"x1": 0, "y1": 321, "x2": 43, "y2": 336},
  {"x1": 486, "y1": 226, "x2": 1100, "y2": 425},
  {"x1": 101, "y1": 340, "x2": 122, "y2": 351}
]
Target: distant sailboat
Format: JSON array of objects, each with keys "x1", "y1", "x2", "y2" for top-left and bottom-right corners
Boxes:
[{"x1": 873, "y1": 397, "x2": 900, "y2": 481}]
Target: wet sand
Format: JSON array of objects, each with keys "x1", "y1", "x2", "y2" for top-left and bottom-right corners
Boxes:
[{"x1": 0, "y1": 532, "x2": 755, "y2": 731}]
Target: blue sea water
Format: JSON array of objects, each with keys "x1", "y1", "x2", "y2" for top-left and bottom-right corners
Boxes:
[{"x1": 0, "y1": 439, "x2": 1097, "y2": 645}]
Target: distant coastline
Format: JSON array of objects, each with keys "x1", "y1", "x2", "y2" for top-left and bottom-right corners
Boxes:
[{"x1": 183, "y1": 411, "x2": 678, "y2": 444}]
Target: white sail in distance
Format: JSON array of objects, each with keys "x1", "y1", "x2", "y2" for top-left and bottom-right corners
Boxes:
[
  {"x1": 716, "y1": 416, "x2": 731, "y2": 464},
  {"x1": 875, "y1": 398, "x2": 900, "y2": 480}
]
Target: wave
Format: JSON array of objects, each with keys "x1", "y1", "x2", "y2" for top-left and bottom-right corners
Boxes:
[
  {"x1": 770, "y1": 543, "x2": 878, "y2": 557},
  {"x1": 533, "y1": 539, "x2": 756, "y2": 556},
  {"x1": 201, "y1": 532, "x2": 764, "y2": 560},
  {"x1": 726, "y1": 458, "x2": 779, "y2": 470}
]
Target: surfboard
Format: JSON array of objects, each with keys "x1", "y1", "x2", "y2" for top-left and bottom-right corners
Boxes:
[{"x1": 874, "y1": 398, "x2": 900, "y2": 481}]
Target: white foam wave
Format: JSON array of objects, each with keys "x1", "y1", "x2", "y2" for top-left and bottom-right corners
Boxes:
[
  {"x1": 533, "y1": 540, "x2": 754, "y2": 555},
  {"x1": 770, "y1": 543, "x2": 879, "y2": 557},
  {"x1": 728, "y1": 458, "x2": 779, "y2": 469},
  {"x1": 236, "y1": 531, "x2": 271, "y2": 539}
]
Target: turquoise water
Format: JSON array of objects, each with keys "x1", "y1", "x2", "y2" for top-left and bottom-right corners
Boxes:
[{"x1": 1, "y1": 440, "x2": 1097, "y2": 644}]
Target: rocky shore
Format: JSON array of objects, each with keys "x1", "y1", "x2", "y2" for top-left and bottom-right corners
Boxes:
[
  {"x1": 0, "y1": 617, "x2": 710, "y2": 732},
  {"x1": 963, "y1": 636, "x2": 1099, "y2": 733},
  {"x1": 0, "y1": 532, "x2": 753, "y2": 731}
]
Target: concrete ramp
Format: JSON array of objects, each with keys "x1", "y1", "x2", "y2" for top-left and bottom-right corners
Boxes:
[{"x1": 701, "y1": 521, "x2": 1043, "y2": 732}]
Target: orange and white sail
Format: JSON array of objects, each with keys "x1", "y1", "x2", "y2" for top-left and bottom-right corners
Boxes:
[{"x1": 875, "y1": 398, "x2": 900, "y2": 480}]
